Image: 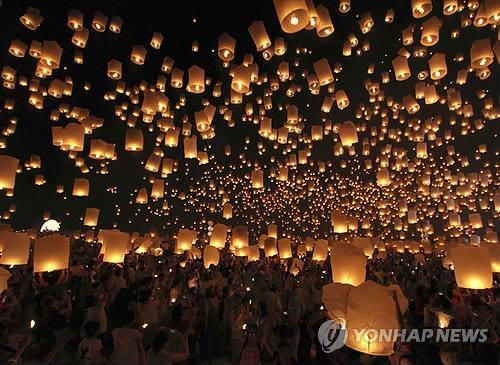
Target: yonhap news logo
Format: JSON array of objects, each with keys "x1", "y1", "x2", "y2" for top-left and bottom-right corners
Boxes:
[{"x1": 317, "y1": 318, "x2": 348, "y2": 353}]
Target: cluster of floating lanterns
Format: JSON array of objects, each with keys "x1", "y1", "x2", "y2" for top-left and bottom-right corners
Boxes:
[{"x1": 0, "y1": 0, "x2": 499, "y2": 356}]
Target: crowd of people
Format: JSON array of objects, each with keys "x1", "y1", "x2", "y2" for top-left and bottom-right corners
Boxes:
[{"x1": 0, "y1": 237, "x2": 498, "y2": 365}]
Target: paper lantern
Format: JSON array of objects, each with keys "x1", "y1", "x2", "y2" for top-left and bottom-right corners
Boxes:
[
  {"x1": 125, "y1": 128, "x2": 144, "y2": 151},
  {"x1": 268, "y1": 224, "x2": 278, "y2": 239},
  {"x1": 335, "y1": 90, "x2": 349, "y2": 110},
  {"x1": 41, "y1": 41, "x2": 63, "y2": 69},
  {"x1": 443, "y1": 0, "x2": 458, "y2": 14},
  {"x1": 92, "y1": 11, "x2": 108, "y2": 31},
  {"x1": 109, "y1": 16, "x2": 123, "y2": 33},
  {"x1": 273, "y1": 0, "x2": 309, "y2": 33},
  {"x1": 264, "y1": 237, "x2": 278, "y2": 257},
  {"x1": 203, "y1": 245, "x2": 219, "y2": 269},
  {"x1": 312, "y1": 239, "x2": 328, "y2": 261},
  {"x1": 247, "y1": 245, "x2": 260, "y2": 261},
  {"x1": 322, "y1": 282, "x2": 352, "y2": 319},
  {"x1": 0, "y1": 231, "x2": 30, "y2": 265},
  {"x1": 72, "y1": 28, "x2": 89, "y2": 48},
  {"x1": 251, "y1": 169, "x2": 264, "y2": 188},
  {"x1": 316, "y1": 5, "x2": 334, "y2": 37},
  {"x1": 101, "y1": 230, "x2": 130, "y2": 264},
  {"x1": 231, "y1": 65, "x2": 251, "y2": 93},
  {"x1": 73, "y1": 178, "x2": 89, "y2": 197},
  {"x1": 420, "y1": 17, "x2": 441, "y2": 46},
  {"x1": 428, "y1": 53, "x2": 447, "y2": 80},
  {"x1": 184, "y1": 136, "x2": 198, "y2": 158},
  {"x1": 210, "y1": 224, "x2": 227, "y2": 249},
  {"x1": 20, "y1": 7, "x2": 44, "y2": 30},
  {"x1": 84, "y1": 208, "x2": 100, "y2": 227},
  {"x1": 131, "y1": 45, "x2": 147, "y2": 65},
  {"x1": 351, "y1": 237, "x2": 374, "y2": 258},
  {"x1": 331, "y1": 210, "x2": 348, "y2": 233},
  {"x1": 0, "y1": 156, "x2": 19, "y2": 190},
  {"x1": 376, "y1": 168, "x2": 391, "y2": 187},
  {"x1": 232, "y1": 225, "x2": 248, "y2": 249},
  {"x1": 339, "y1": 121, "x2": 358, "y2": 146},
  {"x1": 248, "y1": 21, "x2": 271, "y2": 51},
  {"x1": 107, "y1": 59, "x2": 122, "y2": 80},
  {"x1": 345, "y1": 281, "x2": 406, "y2": 356},
  {"x1": 218, "y1": 33, "x2": 236, "y2": 62},
  {"x1": 392, "y1": 56, "x2": 411, "y2": 81},
  {"x1": 135, "y1": 188, "x2": 148, "y2": 204},
  {"x1": 176, "y1": 229, "x2": 197, "y2": 251},
  {"x1": 489, "y1": 246, "x2": 500, "y2": 273},
  {"x1": 34, "y1": 234, "x2": 70, "y2": 272},
  {"x1": 451, "y1": 246, "x2": 493, "y2": 289},
  {"x1": 470, "y1": 39, "x2": 494, "y2": 69},
  {"x1": 186, "y1": 65, "x2": 205, "y2": 94},
  {"x1": 278, "y1": 238, "x2": 292, "y2": 259},
  {"x1": 67, "y1": 9, "x2": 84, "y2": 30},
  {"x1": 9, "y1": 39, "x2": 28, "y2": 57},
  {"x1": 411, "y1": 0, "x2": 432, "y2": 18},
  {"x1": 331, "y1": 244, "x2": 366, "y2": 286},
  {"x1": 313, "y1": 58, "x2": 333, "y2": 86},
  {"x1": 358, "y1": 12, "x2": 374, "y2": 34},
  {"x1": 339, "y1": 0, "x2": 351, "y2": 13},
  {"x1": 151, "y1": 179, "x2": 165, "y2": 199},
  {"x1": 469, "y1": 213, "x2": 483, "y2": 229},
  {"x1": 150, "y1": 32, "x2": 164, "y2": 49}
]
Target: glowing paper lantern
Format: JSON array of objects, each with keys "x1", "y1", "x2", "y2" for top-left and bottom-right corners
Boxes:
[
  {"x1": 278, "y1": 238, "x2": 292, "y2": 259},
  {"x1": 339, "y1": 121, "x2": 358, "y2": 146},
  {"x1": 411, "y1": 0, "x2": 432, "y2": 18},
  {"x1": 101, "y1": 230, "x2": 130, "y2": 264},
  {"x1": 312, "y1": 239, "x2": 328, "y2": 261},
  {"x1": 186, "y1": 65, "x2": 205, "y2": 94},
  {"x1": 231, "y1": 65, "x2": 251, "y2": 93},
  {"x1": 345, "y1": 281, "x2": 406, "y2": 356},
  {"x1": 273, "y1": 0, "x2": 309, "y2": 33},
  {"x1": 73, "y1": 178, "x2": 89, "y2": 197},
  {"x1": 184, "y1": 136, "x2": 198, "y2": 158},
  {"x1": 428, "y1": 53, "x2": 447, "y2": 80},
  {"x1": 451, "y1": 246, "x2": 493, "y2": 289},
  {"x1": 0, "y1": 156, "x2": 19, "y2": 190},
  {"x1": 351, "y1": 237, "x2": 374, "y2": 258},
  {"x1": 470, "y1": 39, "x2": 494, "y2": 69},
  {"x1": 330, "y1": 243, "x2": 366, "y2": 286},
  {"x1": 231, "y1": 225, "x2": 248, "y2": 249},
  {"x1": 34, "y1": 234, "x2": 70, "y2": 272},
  {"x1": 313, "y1": 58, "x2": 333, "y2": 86},
  {"x1": 264, "y1": 237, "x2": 278, "y2": 257},
  {"x1": 322, "y1": 282, "x2": 352, "y2": 319},
  {"x1": 0, "y1": 231, "x2": 30, "y2": 265},
  {"x1": 251, "y1": 169, "x2": 264, "y2": 188},
  {"x1": 210, "y1": 224, "x2": 227, "y2": 249},
  {"x1": 218, "y1": 33, "x2": 236, "y2": 62},
  {"x1": 203, "y1": 245, "x2": 219, "y2": 268},
  {"x1": 41, "y1": 41, "x2": 62, "y2": 69},
  {"x1": 176, "y1": 229, "x2": 197, "y2": 251},
  {"x1": 376, "y1": 168, "x2": 391, "y2": 187},
  {"x1": 107, "y1": 59, "x2": 122, "y2": 80},
  {"x1": 268, "y1": 224, "x2": 278, "y2": 239},
  {"x1": 20, "y1": 7, "x2": 44, "y2": 30},
  {"x1": 247, "y1": 245, "x2": 260, "y2": 261},
  {"x1": 84, "y1": 208, "x2": 100, "y2": 227},
  {"x1": 315, "y1": 5, "x2": 334, "y2": 37},
  {"x1": 331, "y1": 210, "x2": 348, "y2": 233},
  {"x1": 125, "y1": 128, "x2": 144, "y2": 151},
  {"x1": 392, "y1": 56, "x2": 411, "y2": 81},
  {"x1": 248, "y1": 21, "x2": 272, "y2": 51}
]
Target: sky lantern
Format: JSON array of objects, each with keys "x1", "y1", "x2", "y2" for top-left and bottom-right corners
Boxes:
[
  {"x1": 351, "y1": 236, "x2": 374, "y2": 258},
  {"x1": 0, "y1": 156, "x2": 19, "y2": 190},
  {"x1": 20, "y1": 7, "x2": 44, "y2": 30},
  {"x1": 41, "y1": 41, "x2": 63, "y2": 69},
  {"x1": 101, "y1": 230, "x2": 129, "y2": 263},
  {"x1": 322, "y1": 282, "x2": 351, "y2": 319},
  {"x1": 107, "y1": 59, "x2": 122, "y2": 80},
  {"x1": 470, "y1": 39, "x2": 494, "y2": 69},
  {"x1": 0, "y1": 231, "x2": 30, "y2": 266},
  {"x1": 84, "y1": 208, "x2": 100, "y2": 227},
  {"x1": 315, "y1": 5, "x2": 334, "y2": 37},
  {"x1": 125, "y1": 128, "x2": 144, "y2": 151},
  {"x1": 248, "y1": 21, "x2": 271, "y2": 51},
  {"x1": 218, "y1": 33, "x2": 236, "y2": 62},
  {"x1": 184, "y1": 136, "x2": 198, "y2": 158},
  {"x1": 451, "y1": 246, "x2": 493, "y2": 289},
  {"x1": 150, "y1": 32, "x2": 164, "y2": 49},
  {"x1": 247, "y1": 245, "x2": 260, "y2": 261},
  {"x1": 345, "y1": 281, "x2": 407, "y2": 356},
  {"x1": 210, "y1": 224, "x2": 227, "y2": 249},
  {"x1": 377, "y1": 168, "x2": 391, "y2": 187},
  {"x1": 335, "y1": 90, "x2": 349, "y2": 110},
  {"x1": 331, "y1": 210, "x2": 348, "y2": 233},
  {"x1": 312, "y1": 239, "x2": 328, "y2": 261},
  {"x1": 278, "y1": 238, "x2": 292, "y2": 258},
  {"x1": 203, "y1": 245, "x2": 219, "y2": 268},
  {"x1": 223, "y1": 203, "x2": 233, "y2": 219},
  {"x1": 251, "y1": 169, "x2": 264, "y2": 188},
  {"x1": 9, "y1": 39, "x2": 28, "y2": 57},
  {"x1": 420, "y1": 17, "x2": 441, "y2": 46},
  {"x1": 109, "y1": 15, "x2": 123, "y2": 33},
  {"x1": 313, "y1": 58, "x2": 333, "y2": 86},
  {"x1": 176, "y1": 229, "x2": 197, "y2": 252},
  {"x1": 339, "y1": 0, "x2": 351, "y2": 13},
  {"x1": 73, "y1": 178, "x2": 89, "y2": 197},
  {"x1": 330, "y1": 243, "x2": 366, "y2": 286},
  {"x1": 92, "y1": 11, "x2": 108, "y2": 31},
  {"x1": 34, "y1": 234, "x2": 70, "y2": 272},
  {"x1": 411, "y1": 0, "x2": 433, "y2": 18},
  {"x1": 264, "y1": 236, "x2": 278, "y2": 257},
  {"x1": 443, "y1": 0, "x2": 458, "y2": 15},
  {"x1": 186, "y1": 65, "x2": 205, "y2": 94},
  {"x1": 429, "y1": 53, "x2": 447, "y2": 80},
  {"x1": 273, "y1": 0, "x2": 309, "y2": 33},
  {"x1": 67, "y1": 9, "x2": 84, "y2": 30},
  {"x1": 392, "y1": 56, "x2": 411, "y2": 81},
  {"x1": 339, "y1": 121, "x2": 358, "y2": 146},
  {"x1": 232, "y1": 225, "x2": 248, "y2": 249},
  {"x1": 231, "y1": 65, "x2": 251, "y2": 93},
  {"x1": 151, "y1": 179, "x2": 165, "y2": 199}
]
